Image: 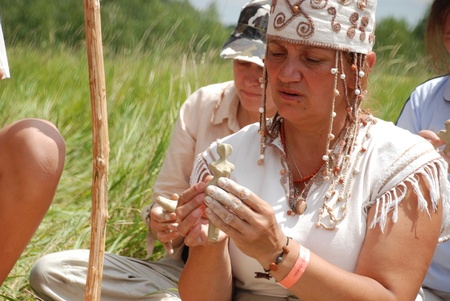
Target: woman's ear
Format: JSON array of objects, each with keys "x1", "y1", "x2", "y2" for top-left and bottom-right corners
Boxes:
[
  {"x1": 345, "y1": 52, "x2": 376, "y2": 90},
  {"x1": 366, "y1": 51, "x2": 376, "y2": 71}
]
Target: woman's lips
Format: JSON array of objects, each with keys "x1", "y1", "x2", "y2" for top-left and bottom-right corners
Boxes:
[{"x1": 278, "y1": 87, "x2": 302, "y2": 101}]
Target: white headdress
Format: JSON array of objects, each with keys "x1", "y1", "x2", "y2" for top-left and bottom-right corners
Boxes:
[{"x1": 267, "y1": 0, "x2": 376, "y2": 54}]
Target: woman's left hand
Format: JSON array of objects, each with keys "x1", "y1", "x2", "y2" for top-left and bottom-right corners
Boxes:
[{"x1": 203, "y1": 177, "x2": 286, "y2": 266}]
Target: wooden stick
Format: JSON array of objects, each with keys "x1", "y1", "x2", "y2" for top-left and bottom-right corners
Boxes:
[{"x1": 83, "y1": 0, "x2": 109, "y2": 300}]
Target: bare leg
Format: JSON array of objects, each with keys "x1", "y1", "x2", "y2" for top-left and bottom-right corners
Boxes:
[{"x1": 0, "y1": 118, "x2": 65, "y2": 285}]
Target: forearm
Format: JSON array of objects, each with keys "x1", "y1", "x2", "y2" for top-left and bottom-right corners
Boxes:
[
  {"x1": 179, "y1": 239, "x2": 232, "y2": 301},
  {"x1": 270, "y1": 246, "x2": 396, "y2": 301}
]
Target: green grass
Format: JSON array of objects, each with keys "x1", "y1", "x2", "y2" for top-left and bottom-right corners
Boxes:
[{"x1": 0, "y1": 43, "x2": 434, "y2": 300}]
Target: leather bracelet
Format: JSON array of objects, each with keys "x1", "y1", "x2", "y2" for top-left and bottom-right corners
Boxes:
[
  {"x1": 254, "y1": 236, "x2": 291, "y2": 280},
  {"x1": 279, "y1": 244, "x2": 310, "y2": 288}
]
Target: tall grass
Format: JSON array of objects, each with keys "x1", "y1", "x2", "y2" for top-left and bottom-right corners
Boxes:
[{"x1": 0, "y1": 42, "x2": 435, "y2": 300}]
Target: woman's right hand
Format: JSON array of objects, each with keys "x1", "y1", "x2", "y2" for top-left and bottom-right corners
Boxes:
[
  {"x1": 176, "y1": 177, "x2": 228, "y2": 247},
  {"x1": 150, "y1": 201, "x2": 179, "y2": 254},
  {"x1": 419, "y1": 130, "x2": 450, "y2": 173}
]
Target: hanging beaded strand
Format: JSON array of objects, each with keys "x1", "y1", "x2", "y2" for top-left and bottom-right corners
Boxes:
[
  {"x1": 258, "y1": 47, "x2": 270, "y2": 166},
  {"x1": 321, "y1": 50, "x2": 341, "y2": 183},
  {"x1": 316, "y1": 52, "x2": 370, "y2": 230}
]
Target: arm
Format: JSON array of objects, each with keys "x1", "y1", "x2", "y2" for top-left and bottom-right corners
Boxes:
[
  {"x1": 177, "y1": 179, "x2": 234, "y2": 301},
  {"x1": 146, "y1": 95, "x2": 200, "y2": 253},
  {"x1": 203, "y1": 176, "x2": 441, "y2": 300}
]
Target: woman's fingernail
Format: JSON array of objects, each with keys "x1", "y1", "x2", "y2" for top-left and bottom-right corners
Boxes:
[
  {"x1": 217, "y1": 177, "x2": 227, "y2": 187},
  {"x1": 205, "y1": 196, "x2": 212, "y2": 205}
]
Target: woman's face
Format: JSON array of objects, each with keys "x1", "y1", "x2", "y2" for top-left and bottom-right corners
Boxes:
[
  {"x1": 233, "y1": 60, "x2": 275, "y2": 115},
  {"x1": 265, "y1": 40, "x2": 350, "y2": 128}
]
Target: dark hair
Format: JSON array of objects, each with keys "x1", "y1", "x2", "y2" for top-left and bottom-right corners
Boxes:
[{"x1": 426, "y1": 0, "x2": 450, "y2": 73}]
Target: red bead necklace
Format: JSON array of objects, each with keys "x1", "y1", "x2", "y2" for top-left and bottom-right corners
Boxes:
[{"x1": 281, "y1": 123, "x2": 324, "y2": 184}]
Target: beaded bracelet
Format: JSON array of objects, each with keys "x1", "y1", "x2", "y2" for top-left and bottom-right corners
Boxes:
[
  {"x1": 254, "y1": 236, "x2": 291, "y2": 280},
  {"x1": 278, "y1": 244, "x2": 310, "y2": 289}
]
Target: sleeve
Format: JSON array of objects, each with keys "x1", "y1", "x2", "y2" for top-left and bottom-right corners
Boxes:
[
  {"x1": 142, "y1": 90, "x2": 203, "y2": 257},
  {"x1": 396, "y1": 91, "x2": 422, "y2": 135}
]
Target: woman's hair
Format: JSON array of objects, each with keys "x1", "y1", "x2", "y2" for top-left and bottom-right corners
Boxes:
[{"x1": 426, "y1": 0, "x2": 450, "y2": 73}]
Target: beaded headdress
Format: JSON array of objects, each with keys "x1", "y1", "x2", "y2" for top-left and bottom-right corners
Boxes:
[
  {"x1": 267, "y1": 0, "x2": 376, "y2": 54},
  {"x1": 258, "y1": 0, "x2": 377, "y2": 229}
]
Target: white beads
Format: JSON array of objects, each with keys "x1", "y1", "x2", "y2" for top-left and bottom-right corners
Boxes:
[
  {"x1": 259, "y1": 107, "x2": 264, "y2": 113},
  {"x1": 329, "y1": 133, "x2": 335, "y2": 140},
  {"x1": 259, "y1": 154, "x2": 265, "y2": 160},
  {"x1": 358, "y1": 71, "x2": 365, "y2": 77},
  {"x1": 331, "y1": 68, "x2": 338, "y2": 74},
  {"x1": 334, "y1": 89, "x2": 340, "y2": 96},
  {"x1": 332, "y1": 111, "x2": 337, "y2": 118},
  {"x1": 355, "y1": 89, "x2": 361, "y2": 95},
  {"x1": 322, "y1": 155, "x2": 329, "y2": 162},
  {"x1": 340, "y1": 73, "x2": 346, "y2": 80}
]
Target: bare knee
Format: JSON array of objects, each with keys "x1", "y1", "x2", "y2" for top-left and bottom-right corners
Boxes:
[{"x1": 0, "y1": 118, "x2": 66, "y2": 180}]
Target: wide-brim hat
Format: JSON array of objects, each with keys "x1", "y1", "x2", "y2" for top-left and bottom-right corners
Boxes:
[
  {"x1": 0, "y1": 22, "x2": 10, "y2": 80},
  {"x1": 220, "y1": 0, "x2": 271, "y2": 67}
]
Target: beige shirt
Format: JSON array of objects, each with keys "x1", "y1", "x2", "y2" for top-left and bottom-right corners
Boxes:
[{"x1": 143, "y1": 80, "x2": 241, "y2": 256}]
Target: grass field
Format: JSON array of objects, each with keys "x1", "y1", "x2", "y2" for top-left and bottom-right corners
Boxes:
[{"x1": 0, "y1": 44, "x2": 435, "y2": 300}]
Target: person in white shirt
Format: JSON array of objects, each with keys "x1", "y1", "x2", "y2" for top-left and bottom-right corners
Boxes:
[
  {"x1": 397, "y1": 1, "x2": 450, "y2": 300},
  {"x1": 176, "y1": 0, "x2": 450, "y2": 300}
]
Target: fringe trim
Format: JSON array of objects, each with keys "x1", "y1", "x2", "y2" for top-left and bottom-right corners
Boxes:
[
  {"x1": 369, "y1": 160, "x2": 450, "y2": 243},
  {"x1": 189, "y1": 145, "x2": 218, "y2": 186}
]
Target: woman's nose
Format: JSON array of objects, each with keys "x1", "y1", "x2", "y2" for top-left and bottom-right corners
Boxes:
[{"x1": 278, "y1": 59, "x2": 302, "y2": 83}]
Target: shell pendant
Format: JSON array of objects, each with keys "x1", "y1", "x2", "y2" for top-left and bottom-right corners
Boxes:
[{"x1": 296, "y1": 197, "x2": 307, "y2": 214}]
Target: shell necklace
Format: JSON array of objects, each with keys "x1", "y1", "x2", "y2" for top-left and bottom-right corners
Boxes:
[{"x1": 281, "y1": 123, "x2": 325, "y2": 214}]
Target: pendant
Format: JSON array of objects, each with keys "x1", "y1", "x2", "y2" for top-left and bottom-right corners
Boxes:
[{"x1": 296, "y1": 197, "x2": 307, "y2": 214}]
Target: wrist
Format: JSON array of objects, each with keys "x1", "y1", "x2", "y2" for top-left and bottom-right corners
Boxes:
[
  {"x1": 255, "y1": 236, "x2": 292, "y2": 280},
  {"x1": 278, "y1": 244, "x2": 310, "y2": 288}
]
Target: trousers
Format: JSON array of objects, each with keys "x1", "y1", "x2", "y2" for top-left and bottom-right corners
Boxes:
[{"x1": 29, "y1": 249, "x2": 183, "y2": 301}]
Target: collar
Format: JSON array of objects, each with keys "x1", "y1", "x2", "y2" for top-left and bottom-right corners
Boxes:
[{"x1": 210, "y1": 81, "x2": 241, "y2": 132}]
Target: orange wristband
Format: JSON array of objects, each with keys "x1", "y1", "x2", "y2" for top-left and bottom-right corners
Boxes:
[{"x1": 279, "y1": 245, "x2": 310, "y2": 289}]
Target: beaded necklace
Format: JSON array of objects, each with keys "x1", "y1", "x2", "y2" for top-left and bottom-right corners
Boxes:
[{"x1": 280, "y1": 123, "x2": 325, "y2": 185}]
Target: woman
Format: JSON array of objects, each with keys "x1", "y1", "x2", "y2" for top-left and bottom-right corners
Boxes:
[
  {"x1": 146, "y1": 0, "x2": 275, "y2": 258},
  {"x1": 176, "y1": 1, "x2": 450, "y2": 300},
  {"x1": 29, "y1": 1, "x2": 275, "y2": 300},
  {"x1": 397, "y1": 0, "x2": 450, "y2": 300}
]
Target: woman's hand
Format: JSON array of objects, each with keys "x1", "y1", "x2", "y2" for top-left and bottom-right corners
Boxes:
[
  {"x1": 203, "y1": 177, "x2": 286, "y2": 268},
  {"x1": 176, "y1": 178, "x2": 229, "y2": 247},
  {"x1": 150, "y1": 196, "x2": 179, "y2": 254},
  {"x1": 419, "y1": 130, "x2": 450, "y2": 172}
]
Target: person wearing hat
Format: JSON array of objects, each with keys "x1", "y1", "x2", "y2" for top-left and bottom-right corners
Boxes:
[
  {"x1": 0, "y1": 21, "x2": 65, "y2": 285},
  {"x1": 397, "y1": 1, "x2": 450, "y2": 300},
  {"x1": 175, "y1": 0, "x2": 450, "y2": 300},
  {"x1": 29, "y1": 1, "x2": 274, "y2": 300}
]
